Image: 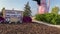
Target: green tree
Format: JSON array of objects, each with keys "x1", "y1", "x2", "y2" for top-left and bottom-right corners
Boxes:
[
  {"x1": 0, "y1": 8, "x2": 5, "y2": 17},
  {"x1": 0, "y1": 12, "x2": 2, "y2": 17},
  {"x1": 2, "y1": 8, "x2": 5, "y2": 16},
  {"x1": 51, "y1": 6, "x2": 60, "y2": 25},
  {"x1": 23, "y1": 2, "x2": 32, "y2": 16},
  {"x1": 51, "y1": 6, "x2": 59, "y2": 14}
]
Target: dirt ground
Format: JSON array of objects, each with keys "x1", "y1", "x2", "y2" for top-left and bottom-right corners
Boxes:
[{"x1": 0, "y1": 22, "x2": 60, "y2": 34}]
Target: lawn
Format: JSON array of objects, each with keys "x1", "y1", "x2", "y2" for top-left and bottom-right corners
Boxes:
[{"x1": 0, "y1": 22, "x2": 60, "y2": 34}]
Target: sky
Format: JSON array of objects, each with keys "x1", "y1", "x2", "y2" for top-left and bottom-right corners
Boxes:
[{"x1": 0, "y1": 0, "x2": 60, "y2": 16}]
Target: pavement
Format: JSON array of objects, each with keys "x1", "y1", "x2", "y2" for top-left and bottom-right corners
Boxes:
[{"x1": 32, "y1": 17, "x2": 60, "y2": 28}]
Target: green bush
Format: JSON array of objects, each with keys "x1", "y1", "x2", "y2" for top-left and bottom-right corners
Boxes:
[
  {"x1": 56, "y1": 15, "x2": 60, "y2": 25},
  {"x1": 44, "y1": 13, "x2": 52, "y2": 23},
  {"x1": 35, "y1": 14, "x2": 45, "y2": 21},
  {"x1": 35, "y1": 13, "x2": 60, "y2": 25}
]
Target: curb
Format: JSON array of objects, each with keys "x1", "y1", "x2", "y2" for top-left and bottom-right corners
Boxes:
[{"x1": 32, "y1": 20, "x2": 60, "y2": 28}]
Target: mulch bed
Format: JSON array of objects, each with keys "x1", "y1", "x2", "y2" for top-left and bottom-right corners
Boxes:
[{"x1": 0, "y1": 22, "x2": 60, "y2": 34}]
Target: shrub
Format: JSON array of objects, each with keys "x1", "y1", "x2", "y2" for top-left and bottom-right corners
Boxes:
[
  {"x1": 35, "y1": 14, "x2": 41, "y2": 21},
  {"x1": 45, "y1": 13, "x2": 57, "y2": 24},
  {"x1": 35, "y1": 14, "x2": 45, "y2": 21},
  {"x1": 23, "y1": 16, "x2": 32, "y2": 23},
  {"x1": 35, "y1": 13, "x2": 60, "y2": 25},
  {"x1": 56, "y1": 15, "x2": 60, "y2": 25},
  {"x1": 0, "y1": 17, "x2": 5, "y2": 23}
]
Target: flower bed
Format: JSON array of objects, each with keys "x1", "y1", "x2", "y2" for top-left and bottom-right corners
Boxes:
[{"x1": 0, "y1": 22, "x2": 60, "y2": 34}]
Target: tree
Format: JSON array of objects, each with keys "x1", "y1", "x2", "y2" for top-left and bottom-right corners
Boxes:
[
  {"x1": 0, "y1": 12, "x2": 2, "y2": 17},
  {"x1": 51, "y1": 6, "x2": 59, "y2": 14},
  {"x1": 0, "y1": 8, "x2": 5, "y2": 17},
  {"x1": 51, "y1": 6, "x2": 60, "y2": 25},
  {"x1": 23, "y1": 2, "x2": 32, "y2": 17}
]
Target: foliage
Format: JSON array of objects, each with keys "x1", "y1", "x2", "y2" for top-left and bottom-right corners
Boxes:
[
  {"x1": 51, "y1": 6, "x2": 59, "y2": 14},
  {"x1": 35, "y1": 14, "x2": 45, "y2": 21},
  {"x1": 23, "y1": 16, "x2": 32, "y2": 23},
  {"x1": 56, "y1": 15, "x2": 60, "y2": 25},
  {"x1": 1, "y1": 8, "x2": 5, "y2": 16},
  {"x1": 23, "y1": 2, "x2": 32, "y2": 17},
  {"x1": 0, "y1": 7, "x2": 5, "y2": 17},
  {"x1": 0, "y1": 12, "x2": 2, "y2": 16},
  {"x1": 35, "y1": 13, "x2": 60, "y2": 25},
  {"x1": 0, "y1": 16, "x2": 5, "y2": 23}
]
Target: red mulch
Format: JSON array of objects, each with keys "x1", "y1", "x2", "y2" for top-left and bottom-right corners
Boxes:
[{"x1": 0, "y1": 22, "x2": 60, "y2": 34}]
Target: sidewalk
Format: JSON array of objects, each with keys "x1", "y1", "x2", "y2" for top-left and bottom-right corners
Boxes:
[{"x1": 32, "y1": 17, "x2": 60, "y2": 28}]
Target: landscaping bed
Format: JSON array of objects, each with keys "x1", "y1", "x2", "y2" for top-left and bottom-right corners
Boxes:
[{"x1": 0, "y1": 22, "x2": 60, "y2": 34}]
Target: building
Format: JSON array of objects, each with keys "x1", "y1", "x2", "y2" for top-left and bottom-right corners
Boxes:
[{"x1": 2, "y1": 8, "x2": 23, "y2": 23}]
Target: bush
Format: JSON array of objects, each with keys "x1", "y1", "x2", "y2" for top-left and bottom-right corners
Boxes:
[
  {"x1": 23, "y1": 16, "x2": 32, "y2": 23},
  {"x1": 56, "y1": 15, "x2": 60, "y2": 25},
  {"x1": 35, "y1": 13, "x2": 60, "y2": 25},
  {"x1": 0, "y1": 17, "x2": 5, "y2": 23},
  {"x1": 35, "y1": 14, "x2": 45, "y2": 21},
  {"x1": 45, "y1": 13, "x2": 56, "y2": 24}
]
